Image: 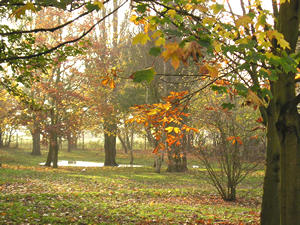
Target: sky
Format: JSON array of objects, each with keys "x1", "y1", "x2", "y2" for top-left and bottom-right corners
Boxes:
[{"x1": 226, "y1": 0, "x2": 273, "y2": 14}]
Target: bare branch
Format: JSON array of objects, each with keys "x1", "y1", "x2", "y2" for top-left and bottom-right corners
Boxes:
[{"x1": 0, "y1": 0, "x2": 128, "y2": 63}]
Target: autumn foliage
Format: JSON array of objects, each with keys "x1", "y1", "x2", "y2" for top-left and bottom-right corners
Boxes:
[{"x1": 128, "y1": 91, "x2": 198, "y2": 154}]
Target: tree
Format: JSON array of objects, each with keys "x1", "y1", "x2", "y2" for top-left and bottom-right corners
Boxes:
[
  {"x1": 193, "y1": 90, "x2": 264, "y2": 201},
  {"x1": 0, "y1": 89, "x2": 20, "y2": 148},
  {"x1": 130, "y1": 0, "x2": 300, "y2": 224},
  {"x1": 0, "y1": 0, "x2": 127, "y2": 100}
]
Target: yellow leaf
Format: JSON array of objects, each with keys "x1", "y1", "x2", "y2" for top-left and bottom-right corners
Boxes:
[
  {"x1": 155, "y1": 37, "x2": 165, "y2": 46},
  {"x1": 132, "y1": 33, "x2": 150, "y2": 45},
  {"x1": 213, "y1": 40, "x2": 222, "y2": 52},
  {"x1": 202, "y1": 17, "x2": 216, "y2": 26},
  {"x1": 149, "y1": 201, "x2": 155, "y2": 206},
  {"x1": 171, "y1": 54, "x2": 180, "y2": 70},
  {"x1": 165, "y1": 127, "x2": 174, "y2": 133},
  {"x1": 152, "y1": 31, "x2": 162, "y2": 39},
  {"x1": 144, "y1": 23, "x2": 149, "y2": 33},
  {"x1": 162, "y1": 42, "x2": 179, "y2": 60},
  {"x1": 247, "y1": 90, "x2": 265, "y2": 106},
  {"x1": 130, "y1": 14, "x2": 137, "y2": 23},
  {"x1": 11, "y1": 3, "x2": 36, "y2": 19},
  {"x1": 205, "y1": 64, "x2": 219, "y2": 77},
  {"x1": 173, "y1": 127, "x2": 180, "y2": 133},
  {"x1": 185, "y1": 4, "x2": 193, "y2": 11},
  {"x1": 235, "y1": 15, "x2": 252, "y2": 27},
  {"x1": 167, "y1": 9, "x2": 177, "y2": 18},
  {"x1": 93, "y1": 0, "x2": 104, "y2": 9},
  {"x1": 266, "y1": 30, "x2": 290, "y2": 49},
  {"x1": 148, "y1": 109, "x2": 159, "y2": 115},
  {"x1": 295, "y1": 74, "x2": 300, "y2": 80},
  {"x1": 278, "y1": 38, "x2": 290, "y2": 49}
]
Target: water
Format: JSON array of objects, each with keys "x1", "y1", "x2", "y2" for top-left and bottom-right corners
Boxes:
[{"x1": 39, "y1": 160, "x2": 143, "y2": 167}]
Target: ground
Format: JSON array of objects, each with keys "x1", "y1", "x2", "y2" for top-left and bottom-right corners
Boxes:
[{"x1": 0, "y1": 147, "x2": 262, "y2": 224}]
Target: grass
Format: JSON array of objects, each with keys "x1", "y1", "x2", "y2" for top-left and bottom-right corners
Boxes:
[{"x1": 0, "y1": 147, "x2": 263, "y2": 224}]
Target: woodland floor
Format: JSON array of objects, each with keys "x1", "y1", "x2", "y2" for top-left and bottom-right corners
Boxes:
[{"x1": 0, "y1": 147, "x2": 263, "y2": 224}]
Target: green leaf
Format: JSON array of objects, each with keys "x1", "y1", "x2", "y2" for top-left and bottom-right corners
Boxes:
[
  {"x1": 131, "y1": 67, "x2": 156, "y2": 83},
  {"x1": 149, "y1": 47, "x2": 162, "y2": 56},
  {"x1": 234, "y1": 83, "x2": 248, "y2": 96},
  {"x1": 211, "y1": 85, "x2": 227, "y2": 94},
  {"x1": 136, "y1": 4, "x2": 148, "y2": 13},
  {"x1": 261, "y1": 88, "x2": 273, "y2": 99},
  {"x1": 85, "y1": 2, "x2": 99, "y2": 11},
  {"x1": 211, "y1": 3, "x2": 224, "y2": 14},
  {"x1": 221, "y1": 102, "x2": 235, "y2": 110},
  {"x1": 11, "y1": 3, "x2": 36, "y2": 19}
]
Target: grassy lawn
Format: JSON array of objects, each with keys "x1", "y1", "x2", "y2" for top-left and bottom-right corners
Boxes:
[{"x1": 0, "y1": 147, "x2": 263, "y2": 224}]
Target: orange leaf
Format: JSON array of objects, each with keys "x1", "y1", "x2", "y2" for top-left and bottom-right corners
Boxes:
[
  {"x1": 109, "y1": 80, "x2": 116, "y2": 89},
  {"x1": 171, "y1": 54, "x2": 180, "y2": 70},
  {"x1": 256, "y1": 117, "x2": 263, "y2": 123},
  {"x1": 236, "y1": 136, "x2": 243, "y2": 145},
  {"x1": 101, "y1": 78, "x2": 109, "y2": 86}
]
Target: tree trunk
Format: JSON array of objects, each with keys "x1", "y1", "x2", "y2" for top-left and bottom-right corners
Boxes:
[
  {"x1": 166, "y1": 133, "x2": 188, "y2": 172},
  {"x1": 31, "y1": 129, "x2": 41, "y2": 156},
  {"x1": 67, "y1": 134, "x2": 75, "y2": 152},
  {"x1": 45, "y1": 109, "x2": 59, "y2": 168},
  {"x1": 45, "y1": 131, "x2": 59, "y2": 168},
  {"x1": 52, "y1": 133, "x2": 59, "y2": 168},
  {"x1": 260, "y1": 108, "x2": 280, "y2": 225},
  {"x1": 260, "y1": 2, "x2": 300, "y2": 224},
  {"x1": 45, "y1": 142, "x2": 53, "y2": 167},
  {"x1": 0, "y1": 130, "x2": 3, "y2": 148},
  {"x1": 155, "y1": 154, "x2": 162, "y2": 173},
  {"x1": 279, "y1": 110, "x2": 300, "y2": 225},
  {"x1": 82, "y1": 132, "x2": 85, "y2": 150},
  {"x1": 166, "y1": 146, "x2": 188, "y2": 172},
  {"x1": 261, "y1": 74, "x2": 300, "y2": 224},
  {"x1": 104, "y1": 120, "x2": 118, "y2": 166}
]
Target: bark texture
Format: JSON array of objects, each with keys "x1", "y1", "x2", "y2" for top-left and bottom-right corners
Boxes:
[
  {"x1": 261, "y1": 2, "x2": 300, "y2": 224},
  {"x1": 104, "y1": 120, "x2": 118, "y2": 166},
  {"x1": 31, "y1": 121, "x2": 41, "y2": 156}
]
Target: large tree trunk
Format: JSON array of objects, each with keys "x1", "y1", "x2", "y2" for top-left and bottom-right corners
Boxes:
[
  {"x1": 279, "y1": 106, "x2": 300, "y2": 225},
  {"x1": 260, "y1": 1, "x2": 300, "y2": 224},
  {"x1": 104, "y1": 120, "x2": 118, "y2": 166},
  {"x1": 276, "y1": 75, "x2": 300, "y2": 225},
  {"x1": 261, "y1": 75, "x2": 300, "y2": 225},
  {"x1": 31, "y1": 121, "x2": 41, "y2": 156},
  {"x1": 260, "y1": 106, "x2": 280, "y2": 225}
]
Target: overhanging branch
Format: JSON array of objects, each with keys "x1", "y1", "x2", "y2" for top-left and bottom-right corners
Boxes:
[
  {"x1": 0, "y1": 0, "x2": 128, "y2": 63},
  {"x1": 0, "y1": 0, "x2": 110, "y2": 36}
]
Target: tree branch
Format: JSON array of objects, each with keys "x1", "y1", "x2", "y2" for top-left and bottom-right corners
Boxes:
[
  {"x1": 0, "y1": 0, "x2": 111, "y2": 36},
  {"x1": 0, "y1": 0, "x2": 128, "y2": 63},
  {"x1": 0, "y1": 10, "x2": 91, "y2": 36}
]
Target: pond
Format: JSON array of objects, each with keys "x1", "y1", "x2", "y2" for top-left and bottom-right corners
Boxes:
[{"x1": 39, "y1": 160, "x2": 143, "y2": 167}]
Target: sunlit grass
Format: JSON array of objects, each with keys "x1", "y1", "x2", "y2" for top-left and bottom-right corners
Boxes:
[{"x1": 0, "y1": 147, "x2": 263, "y2": 224}]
